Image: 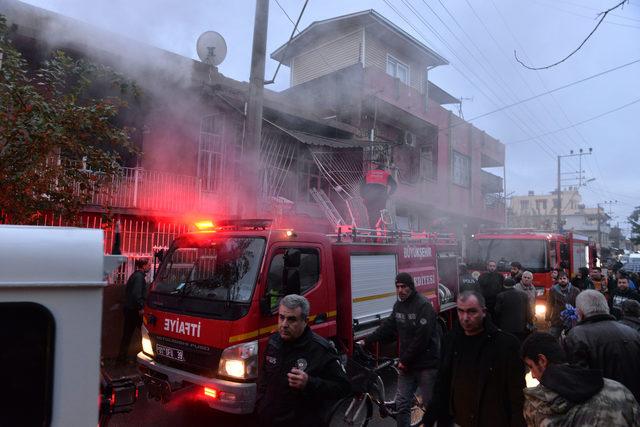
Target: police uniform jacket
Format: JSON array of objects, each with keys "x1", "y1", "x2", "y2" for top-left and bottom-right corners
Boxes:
[
  {"x1": 255, "y1": 326, "x2": 350, "y2": 427},
  {"x1": 365, "y1": 291, "x2": 439, "y2": 371}
]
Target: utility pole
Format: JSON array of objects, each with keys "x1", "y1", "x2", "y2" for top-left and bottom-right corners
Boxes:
[
  {"x1": 556, "y1": 148, "x2": 592, "y2": 233},
  {"x1": 597, "y1": 203, "x2": 602, "y2": 248},
  {"x1": 557, "y1": 156, "x2": 561, "y2": 233},
  {"x1": 244, "y1": 0, "x2": 269, "y2": 216}
]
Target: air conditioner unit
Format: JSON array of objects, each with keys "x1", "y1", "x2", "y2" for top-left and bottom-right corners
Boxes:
[{"x1": 404, "y1": 131, "x2": 416, "y2": 147}]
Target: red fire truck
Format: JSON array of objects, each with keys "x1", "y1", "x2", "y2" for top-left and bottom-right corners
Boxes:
[
  {"x1": 466, "y1": 229, "x2": 597, "y2": 316},
  {"x1": 137, "y1": 219, "x2": 459, "y2": 414}
]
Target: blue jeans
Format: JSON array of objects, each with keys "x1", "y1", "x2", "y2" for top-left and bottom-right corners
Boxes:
[{"x1": 395, "y1": 368, "x2": 437, "y2": 427}]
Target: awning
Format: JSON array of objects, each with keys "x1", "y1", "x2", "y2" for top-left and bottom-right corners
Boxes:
[{"x1": 267, "y1": 122, "x2": 377, "y2": 149}]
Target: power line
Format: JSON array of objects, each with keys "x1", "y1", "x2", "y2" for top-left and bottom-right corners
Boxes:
[
  {"x1": 515, "y1": 0, "x2": 631, "y2": 70},
  {"x1": 461, "y1": 0, "x2": 593, "y2": 162},
  {"x1": 266, "y1": 0, "x2": 309, "y2": 84},
  {"x1": 383, "y1": 0, "x2": 557, "y2": 158},
  {"x1": 531, "y1": 0, "x2": 640, "y2": 28},
  {"x1": 433, "y1": 0, "x2": 572, "y2": 157},
  {"x1": 509, "y1": 96, "x2": 640, "y2": 144},
  {"x1": 488, "y1": 0, "x2": 614, "y2": 200},
  {"x1": 549, "y1": 0, "x2": 640, "y2": 23},
  {"x1": 465, "y1": 58, "x2": 640, "y2": 122}
]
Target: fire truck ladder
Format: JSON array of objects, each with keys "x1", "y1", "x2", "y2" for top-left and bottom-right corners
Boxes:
[{"x1": 309, "y1": 187, "x2": 346, "y2": 227}]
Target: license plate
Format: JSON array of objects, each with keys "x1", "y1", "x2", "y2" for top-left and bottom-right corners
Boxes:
[{"x1": 156, "y1": 344, "x2": 185, "y2": 362}]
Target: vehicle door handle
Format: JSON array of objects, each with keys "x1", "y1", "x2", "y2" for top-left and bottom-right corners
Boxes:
[{"x1": 314, "y1": 312, "x2": 328, "y2": 324}]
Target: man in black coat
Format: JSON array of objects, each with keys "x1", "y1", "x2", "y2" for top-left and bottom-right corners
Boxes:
[
  {"x1": 365, "y1": 272, "x2": 439, "y2": 427},
  {"x1": 563, "y1": 289, "x2": 640, "y2": 402},
  {"x1": 545, "y1": 271, "x2": 581, "y2": 339},
  {"x1": 117, "y1": 258, "x2": 150, "y2": 362},
  {"x1": 255, "y1": 294, "x2": 350, "y2": 427},
  {"x1": 477, "y1": 260, "x2": 504, "y2": 318},
  {"x1": 424, "y1": 290, "x2": 526, "y2": 427},
  {"x1": 494, "y1": 278, "x2": 532, "y2": 342},
  {"x1": 610, "y1": 273, "x2": 640, "y2": 319}
]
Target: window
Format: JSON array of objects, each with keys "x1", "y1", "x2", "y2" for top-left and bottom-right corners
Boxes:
[
  {"x1": 265, "y1": 248, "x2": 320, "y2": 310},
  {"x1": 0, "y1": 303, "x2": 55, "y2": 427},
  {"x1": 520, "y1": 200, "x2": 529, "y2": 210},
  {"x1": 198, "y1": 114, "x2": 224, "y2": 192},
  {"x1": 420, "y1": 144, "x2": 437, "y2": 181},
  {"x1": 467, "y1": 239, "x2": 548, "y2": 272},
  {"x1": 452, "y1": 151, "x2": 470, "y2": 187},
  {"x1": 386, "y1": 55, "x2": 409, "y2": 85}
]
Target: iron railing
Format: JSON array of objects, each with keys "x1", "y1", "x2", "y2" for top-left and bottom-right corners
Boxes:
[{"x1": 89, "y1": 167, "x2": 206, "y2": 212}]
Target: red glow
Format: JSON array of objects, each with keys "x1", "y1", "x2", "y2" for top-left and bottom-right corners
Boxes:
[
  {"x1": 111, "y1": 391, "x2": 116, "y2": 408},
  {"x1": 135, "y1": 387, "x2": 139, "y2": 400},
  {"x1": 203, "y1": 387, "x2": 218, "y2": 399},
  {"x1": 195, "y1": 220, "x2": 215, "y2": 230}
]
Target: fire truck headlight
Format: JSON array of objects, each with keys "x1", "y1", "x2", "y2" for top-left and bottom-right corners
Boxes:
[
  {"x1": 535, "y1": 304, "x2": 546, "y2": 318},
  {"x1": 141, "y1": 325, "x2": 154, "y2": 356},
  {"x1": 218, "y1": 340, "x2": 258, "y2": 380}
]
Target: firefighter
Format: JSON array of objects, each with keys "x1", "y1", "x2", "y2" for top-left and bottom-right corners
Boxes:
[{"x1": 360, "y1": 160, "x2": 397, "y2": 229}]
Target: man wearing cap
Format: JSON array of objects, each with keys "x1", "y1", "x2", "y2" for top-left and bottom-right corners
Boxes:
[{"x1": 364, "y1": 272, "x2": 439, "y2": 427}]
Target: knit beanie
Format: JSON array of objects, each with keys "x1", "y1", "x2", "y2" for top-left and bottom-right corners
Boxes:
[
  {"x1": 395, "y1": 272, "x2": 415, "y2": 290},
  {"x1": 503, "y1": 277, "x2": 516, "y2": 288}
]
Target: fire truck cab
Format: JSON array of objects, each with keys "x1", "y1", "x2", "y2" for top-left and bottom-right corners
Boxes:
[
  {"x1": 137, "y1": 219, "x2": 459, "y2": 415},
  {"x1": 467, "y1": 229, "x2": 597, "y2": 315}
]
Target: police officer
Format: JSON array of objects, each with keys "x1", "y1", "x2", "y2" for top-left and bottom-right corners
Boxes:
[
  {"x1": 360, "y1": 160, "x2": 397, "y2": 229},
  {"x1": 459, "y1": 263, "x2": 478, "y2": 292},
  {"x1": 364, "y1": 272, "x2": 439, "y2": 427},
  {"x1": 255, "y1": 294, "x2": 350, "y2": 427}
]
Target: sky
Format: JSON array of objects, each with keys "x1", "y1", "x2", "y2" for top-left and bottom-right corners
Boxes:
[{"x1": 18, "y1": 0, "x2": 640, "y2": 235}]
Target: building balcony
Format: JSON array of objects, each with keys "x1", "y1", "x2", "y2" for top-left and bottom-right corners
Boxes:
[
  {"x1": 87, "y1": 167, "x2": 212, "y2": 214},
  {"x1": 481, "y1": 170, "x2": 503, "y2": 194}
]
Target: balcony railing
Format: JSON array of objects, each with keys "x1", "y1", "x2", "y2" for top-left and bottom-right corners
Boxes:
[
  {"x1": 89, "y1": 167, "x2": 206, "y2": 213},
  {"x1": 481, "y1": 170, "x2": 504, "y2": 194}
]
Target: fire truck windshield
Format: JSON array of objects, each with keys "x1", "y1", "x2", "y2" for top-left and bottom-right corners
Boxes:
[
  {"x1": 148, "y1": 236, "x2": 266, "y2": 317},
  {"x1": 468, "y1": 239, "x2": 548, "y2": 272}
]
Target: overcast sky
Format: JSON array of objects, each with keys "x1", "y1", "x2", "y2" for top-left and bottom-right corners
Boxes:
[{"x1": 20, "y1": 0, "x2": 640, "y2": 234}]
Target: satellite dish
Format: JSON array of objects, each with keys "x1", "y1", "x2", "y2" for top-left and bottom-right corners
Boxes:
[{"x1": 196, "y1": 31, "x2": 227, "y2": 66}]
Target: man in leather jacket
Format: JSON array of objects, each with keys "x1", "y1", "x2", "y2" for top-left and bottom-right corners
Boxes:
[
  {"x1": 563, "y1": 289, "x2": 640, "y2": 402},
  {"x1": 424, "y1": 291, "x2": 525, "y2": 427},
  {"x1": 364, "y1": 272, "x2": 439, "y2": 427},
  {"x1": 255, "y1": 294, "x2": 350, "y2": 427}
]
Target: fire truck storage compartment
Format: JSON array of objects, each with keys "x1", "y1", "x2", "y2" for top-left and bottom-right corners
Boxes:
[{"x1": 350, "y1": 254, "x2": 397, "y2": 326}]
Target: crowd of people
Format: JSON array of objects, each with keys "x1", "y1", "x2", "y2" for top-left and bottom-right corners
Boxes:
[{"x1": 253, "y1": 263, "x2": 640, "y2": 427}]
